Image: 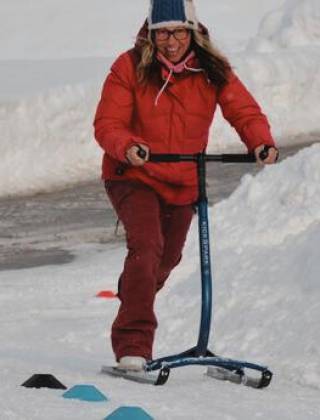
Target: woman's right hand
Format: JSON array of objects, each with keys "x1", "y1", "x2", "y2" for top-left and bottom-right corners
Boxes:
[{"x1": 126, "y1": 144, "x2": 150, "y2": 166}]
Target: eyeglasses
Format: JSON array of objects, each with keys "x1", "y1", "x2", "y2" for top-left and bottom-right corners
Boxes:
[{"x1": 155, "y1": 28, "x2": 190, "y2": 41}]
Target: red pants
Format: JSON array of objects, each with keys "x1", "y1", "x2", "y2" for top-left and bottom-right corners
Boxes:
[{"x1": 106, "y1": 181, "x2": 194, "y2": 361}]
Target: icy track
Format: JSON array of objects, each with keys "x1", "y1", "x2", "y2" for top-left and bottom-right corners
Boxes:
[{"x1": 0, "y1": 143, "x2": 320, "y2": 419}]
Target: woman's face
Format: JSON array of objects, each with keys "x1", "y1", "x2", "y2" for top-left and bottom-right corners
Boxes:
[{"x1": 154, "y1": 26, "x2": 192, "y2": 63}]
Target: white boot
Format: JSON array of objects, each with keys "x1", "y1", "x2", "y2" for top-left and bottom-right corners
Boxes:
[{"x1": 118, "y1": 356, "x2": 146, "y2": 371}]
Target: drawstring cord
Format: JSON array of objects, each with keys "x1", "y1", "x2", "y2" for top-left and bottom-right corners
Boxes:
[
  {"x1": 155, "y1": 68, "x2": 173, "y2": 106},
  {"x1": 154, "y1": 53, "x2": 204, "y2": 106},
  {"x1": 184, "y1": 63, "x2": 203, "y2": 73}
]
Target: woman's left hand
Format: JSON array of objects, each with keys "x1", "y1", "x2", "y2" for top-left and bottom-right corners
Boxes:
[{"x1": 254, "y1": 145, "x2": 279, "y2": 165}]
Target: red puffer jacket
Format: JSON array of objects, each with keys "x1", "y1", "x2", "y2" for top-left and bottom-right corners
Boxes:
[{"x1": 94, "y1": 50, "x2": 275, "y2": 205}]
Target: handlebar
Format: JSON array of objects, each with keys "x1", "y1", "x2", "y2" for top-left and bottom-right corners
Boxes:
[{"x1": 136, "y1": 145, "x2": 276, "y2": 163}]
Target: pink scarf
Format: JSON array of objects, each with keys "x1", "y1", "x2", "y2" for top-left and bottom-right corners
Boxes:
[
  {"x1": 155, "y1": 51, "x2": 203, "y2": 106},
  {"x1": 157, "y1": 51, "x2": 197, "y2": 73}
]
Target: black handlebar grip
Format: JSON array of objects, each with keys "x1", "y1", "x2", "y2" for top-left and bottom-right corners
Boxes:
[
  {"x1": 137, "y1": 146, "x2": 147, "y2": 160},
  {"x1": 259, "y1": 145, "x2": 279, "y2": 162},
  {"x1": 259, "y1": 145, "x2": 272, "y2": 161},
  {"x1": 259, "y1": 145, "x2": 270, "y2": 160}
]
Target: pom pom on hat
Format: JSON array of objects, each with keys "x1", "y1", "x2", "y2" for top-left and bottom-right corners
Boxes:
[{"x1": 148, "y1": 0, "x2": 199, "y2": 30}]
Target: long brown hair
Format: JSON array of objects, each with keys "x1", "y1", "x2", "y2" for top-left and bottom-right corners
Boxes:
[{"x1": 134, "y1": 21, "x2": 231, "y2": 88}]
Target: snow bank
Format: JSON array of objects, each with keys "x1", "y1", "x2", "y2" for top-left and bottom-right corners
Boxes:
[
  {"x1": 211, "y1": 45, "x2": 320, "y2": 151},
  {"x1": 214, "y1": 143, "x2": 320, "y2": 248},
  {"x1": 213, "y1": 0, "x2": 320, "y2": 150},
  {"x1": 249, "y1": 0, "x2": 320, "y2": 51},
  {"x1": 0, "y1": 82, "x2": 103, "y2": 196}
]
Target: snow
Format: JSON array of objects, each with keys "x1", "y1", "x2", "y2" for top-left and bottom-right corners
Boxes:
[
  {"x1": 214, "y1": 144, "x2": 320, "y2": 249},
  {"x1": 0, "y1": 0, "x2": 319, "y2": 198},
  {"x1": 249, "y1": 0, "x2": 320, "y2": 50},
  {"x1": 1, "y1": 143, "x2": 320, "y2": 418}
]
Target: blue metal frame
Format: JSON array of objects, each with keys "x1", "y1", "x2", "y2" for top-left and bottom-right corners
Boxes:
[
  {"x1": 144, "y1": 152, "x2": 272, "y2": 387},
  {"x1": 196, "y1": 198, "x2": 212, "y2": 355}
]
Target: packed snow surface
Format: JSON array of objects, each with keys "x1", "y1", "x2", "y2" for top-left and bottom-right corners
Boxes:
[
  {"x1": 0, "y1": 0, "x2": 319, "y2": 198},
  {"x1": 1, "y1": 144, "x2": 320, "y2": 418}
]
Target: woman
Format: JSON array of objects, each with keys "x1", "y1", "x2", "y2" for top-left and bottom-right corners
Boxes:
[{"x1": 94, "y1": 0, "x2": 278, "y2": 371}]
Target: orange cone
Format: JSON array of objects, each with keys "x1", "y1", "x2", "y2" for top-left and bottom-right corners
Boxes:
[{"x1": 96, "y1": 290, "x2": 117, "y2": 299}]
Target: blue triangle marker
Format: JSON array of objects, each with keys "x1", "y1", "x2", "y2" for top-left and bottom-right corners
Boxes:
[
  {"x1": 62, "y1": 385, "x2": 108, "y2": 402},
  {"x1": 104, "y1": 406, "x2": 154, "y2": 419}
]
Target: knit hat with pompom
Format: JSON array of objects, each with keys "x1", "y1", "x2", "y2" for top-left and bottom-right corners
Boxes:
[{"x1": 148, "y1": 0, "x2": 199, "y2": 30}]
